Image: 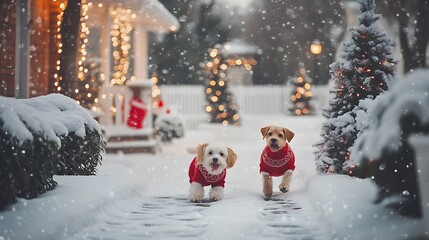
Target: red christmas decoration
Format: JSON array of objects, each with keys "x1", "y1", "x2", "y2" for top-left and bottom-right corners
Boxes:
[{"x1": 126, "y1": 97, "x2": 148, "y2": 129}]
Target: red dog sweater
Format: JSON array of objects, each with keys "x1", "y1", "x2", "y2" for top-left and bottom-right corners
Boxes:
[
  {"x1": 188, "y1": 157, "x2": 226, "y2": 188},
  {"x1": 259, "y1": 145, "x2": 295, "y2": 177}
]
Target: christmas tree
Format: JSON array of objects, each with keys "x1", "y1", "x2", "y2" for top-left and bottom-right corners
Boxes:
[
  {"x1": 204, "y1": 46, "x2": 240, "y2": 126},
  {"x1": 289, "y1": 64, "x2": 313, "y2": 116},
  {"x1": 314, "y1": 0, "x2": 396, "y2": 174}
]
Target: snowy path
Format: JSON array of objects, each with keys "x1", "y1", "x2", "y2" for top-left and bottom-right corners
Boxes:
[
  {"x1": 73, "y1": 193, "x2": 325, "y2": 240},
  {"x1": 69, "y1": 116, "x2": 327, "y2": 239}
]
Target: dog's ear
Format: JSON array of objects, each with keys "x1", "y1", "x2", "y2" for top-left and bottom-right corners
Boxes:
[
  {"x1": 196, "y1": 143, "x2": 208, "y2": 165},
  {"x1": 283, "y1": 128, "x2": 295, "y2": 142},
  {"x1": 226, "y1": 147, "x2": 238, "y2": 168},
  {"x1": 261, "y1": 126, "x2": 271, "y2": 139}
]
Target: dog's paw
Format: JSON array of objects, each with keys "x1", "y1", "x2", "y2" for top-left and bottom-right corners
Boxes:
[
  {"x1": 263, "y1": 185, "x2": 273, "y2": 198},
  {"x1": 278, "y1": 182, "x2": 290, "y2": 193},
  {"x1": 210, "y1": 196, "x2": 222, "y2": 201},
  {"x1": 279, "y1": 172, "x2": 292, "y2": 193},
  {"x1": 262, "y1": 175, "x2": 273, "y2": 198},
  {"x1": 189, "y1": 196, "x2": 203, "y2": 203},
  {"x1": 209, "y1": 187, "x2": 224, "y2": 201},
  {"x1": 264, "y1": 191, "x2": 273, "y2": 198},
  {"x1": 189, "y1": 190, "x2": 204, "y2": 203},
  {"x1": 189, "y1": 182, "x2": 204, "y2": 203}
]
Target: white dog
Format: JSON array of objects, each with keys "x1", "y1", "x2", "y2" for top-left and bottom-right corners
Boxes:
[{"x1": 187, "y1": 143, "x2": 237, "y2": 202}]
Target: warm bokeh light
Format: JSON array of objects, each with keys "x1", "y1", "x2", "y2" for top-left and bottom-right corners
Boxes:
[
  {"x1": 110, "y1": 7, "x2": 133, "y2": 85},
  {"x1": 310, "y1": 39, "x2": 322, "y2": 55},
  {"x1": 53, "y1": 1, "x2": 67, "y2": 92}
]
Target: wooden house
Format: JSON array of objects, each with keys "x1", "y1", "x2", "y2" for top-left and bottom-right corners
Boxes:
[{"x1": 0, "y1": 0, "x2": 179, "y2": 153}]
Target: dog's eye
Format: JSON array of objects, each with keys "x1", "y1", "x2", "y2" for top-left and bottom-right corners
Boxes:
[
  {"x1": 268, "y1": 132, "x2": 272, "y2": 136},
  {"x1": 219, "y1": 152, "x2": 224, "y2": 157},
  {"x1": 208, "y1": 151, "x2": 213, "y2": 155},
  {"x1": 279, "y1": 134, "x2": 284, "y2": 138}
]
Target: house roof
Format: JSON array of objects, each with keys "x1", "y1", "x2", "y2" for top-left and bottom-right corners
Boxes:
[
  {"x1": 138, "y1": 0, "x2": 179, "y2": 33},
  {"x1": 90, "y1": 0, "x2": 179, "y2": 33},
  {"x1": 220, "y1": 39, "x2": 260, "y2": 57}
]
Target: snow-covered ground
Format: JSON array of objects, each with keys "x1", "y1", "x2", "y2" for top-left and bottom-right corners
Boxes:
[{"x1": 0, "y1": 115, "x2": 427, "y2": 239}]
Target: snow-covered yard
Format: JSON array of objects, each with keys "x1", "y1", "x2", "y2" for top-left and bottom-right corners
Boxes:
[{"x1": 0, "y1": 115, "x2": 427, "y2": 239}]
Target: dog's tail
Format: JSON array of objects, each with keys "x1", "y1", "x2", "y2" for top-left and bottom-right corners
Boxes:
[{"x1": 186, "y1": 146, "x2": 197, "y2": 154}]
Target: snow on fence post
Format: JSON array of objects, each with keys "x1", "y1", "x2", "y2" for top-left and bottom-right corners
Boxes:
[{"x1": 409, "y1": 135, "x2": 429, "y2": 232}]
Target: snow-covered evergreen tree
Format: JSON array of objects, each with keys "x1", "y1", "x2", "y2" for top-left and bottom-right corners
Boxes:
[
  {"x1": 289, "y1": 64, "x2": 313, "y2": 116},
  {"x1": 314, "y1": 0, "x2": 396, "y2": 174}
]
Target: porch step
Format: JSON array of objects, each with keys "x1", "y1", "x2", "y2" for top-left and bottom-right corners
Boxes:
[
  {"x1": 105, "y1": 140, "x2": 158, "y2": 154},
  {"x1": 102, "y1": 125, "x2": 153, "y2": 139}
]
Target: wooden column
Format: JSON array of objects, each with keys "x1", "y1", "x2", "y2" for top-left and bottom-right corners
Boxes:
[
  {"x1": 100, "y1": 5, "x2": 111, "y2": 85},
  {"x1": 15, "y1": 0, "x2": 30, "y2": 98},
  {"x1": 29, "y1": 0, "x2": 50, "y2": 97},
  {"x1": 133, "y1": 23, "x2": 148, "y2": 80}
]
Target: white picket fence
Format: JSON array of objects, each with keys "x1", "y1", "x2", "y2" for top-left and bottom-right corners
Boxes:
[{"x1": 160, "y1": 85, "x2": 330, "y2": 130}]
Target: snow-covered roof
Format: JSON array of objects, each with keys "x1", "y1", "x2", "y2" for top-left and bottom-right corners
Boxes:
[
  {"x1": 220, "y1": 39, "x2": 260, "y2": 57},
  {"x1": 90, "y1": 0, "x2": 179, "y2": 33},
  {"x1": 138, "y1": 0, "x2": 180, "y2": 33}
]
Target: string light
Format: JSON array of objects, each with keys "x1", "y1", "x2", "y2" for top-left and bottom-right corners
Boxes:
[
  {"x1": 71, "y1": 1, "x2": 105, "y2": 109},
  {"x1": 110, "y1": 7, "x2": 133, "y2": 85},
  {"x1": 74, "y1": 0, "x2": 91, "y2": 106},
  {"x1": 53, "y1": 0, "x2": 67, "y2": 92},
  {"x1": 151, "y1": 75, "x2": 161, "y2": 98},
  {"x1": 77, "y1": 0, "x2": 89, "y2": 82}
]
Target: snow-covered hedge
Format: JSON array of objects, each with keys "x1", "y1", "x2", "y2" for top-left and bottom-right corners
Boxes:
[
  {"x1": 0, "y1": 94, "x2": 105, "y2": 210},
  {"x1": 155, "y1": 111, "x2": 185, "y2": 142},
  {"x1": 350, "y1": 70, "x2": 429, "y2": 217}
]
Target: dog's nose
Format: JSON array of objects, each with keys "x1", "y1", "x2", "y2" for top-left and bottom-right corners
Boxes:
[
  {"x1": 271, "y1": 138, "x2": 277, "y2": 143},
  {"x1": 212, "y1": 157, "x2": 218, "y2": 162}
]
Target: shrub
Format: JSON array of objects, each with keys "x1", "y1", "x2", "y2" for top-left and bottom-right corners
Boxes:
[
  {"x1": 56, "y1": 128, "x2": 104, "y2": 175},
  {"x1": 0, "y1": 124, "x2": 58, "y2": 210},
  {"x1": 0, "y1": 94, "x2": 104, "y2": 210},
  {"x1": 350, "y1": 70, "x2": 429, "y2": 217}
]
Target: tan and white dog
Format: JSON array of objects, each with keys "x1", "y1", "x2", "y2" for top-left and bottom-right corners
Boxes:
[
  {"x1": 259, "y1": 125, "x2": 295, "y2": 198},
  {"x1": 187, "y1": 143, "x2": 238, "y2": 202}
]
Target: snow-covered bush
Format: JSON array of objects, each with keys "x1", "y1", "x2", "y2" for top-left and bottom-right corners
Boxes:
[
  {"x1": 350, "y1": 70, "x2": 429, "y2": 217},
  {"x1": 0, "y1": 124, "x2": 58, "y2": 209},
  {"x1": 0, "y1": 94, "x2": 104, "y2": 210},
  {"x1": 56, "y1": 127, "x2": 104, "y2": 175},
  {"x1": 155, "y1": 111, "x2": 185, "y2": 142}
]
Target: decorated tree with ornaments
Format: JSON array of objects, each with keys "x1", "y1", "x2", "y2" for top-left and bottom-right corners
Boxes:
[
  {"x1": 314, "y1": 0, "x2": 397, "y2": 174},
  {"x1": 204, "y1": 46, "x2": 240, "y2": 126},
  {"x1": 289, "y1": 64, "x2": 313, "y2": 116}
]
